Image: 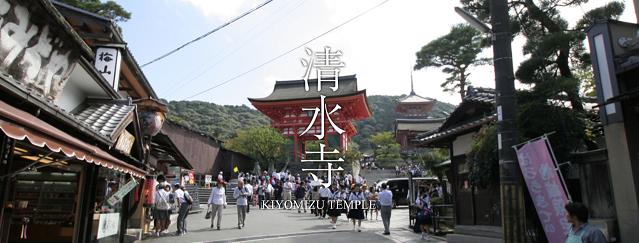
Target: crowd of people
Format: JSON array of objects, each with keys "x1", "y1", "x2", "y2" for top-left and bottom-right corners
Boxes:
[
  {"x1": 152, "y1": 179, "x2": 194, "y2": 237},
  {"x1": 202, "y1": 170, "x2": 399, "y2": 234}
]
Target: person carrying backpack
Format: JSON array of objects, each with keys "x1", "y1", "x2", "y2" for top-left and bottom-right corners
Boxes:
[{"x1": 174, "y1": 184, "x2": 192, "y2": 236}]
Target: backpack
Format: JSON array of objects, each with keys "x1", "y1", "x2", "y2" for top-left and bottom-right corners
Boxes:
[{"x1": 185, "y1": 192, "x2": 193, "y2": 205}]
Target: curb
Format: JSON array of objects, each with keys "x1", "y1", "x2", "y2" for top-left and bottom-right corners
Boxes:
[{"x1": 195, "y1": 229, "x2": 351, "y2": 243}]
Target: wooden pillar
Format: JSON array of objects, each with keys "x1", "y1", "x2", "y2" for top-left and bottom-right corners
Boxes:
[{"x1": 293, "y1": 133, "x2": 299, "y2": 162}]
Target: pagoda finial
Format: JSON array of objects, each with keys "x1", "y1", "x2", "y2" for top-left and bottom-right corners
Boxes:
[{"x1": 410, "y1": 69, "x2": 416, "y2": 95}]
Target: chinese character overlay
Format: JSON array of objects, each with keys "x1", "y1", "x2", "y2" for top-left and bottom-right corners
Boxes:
[{"x1": 300, "y1": 46, "x2": 346, "y2": 188}]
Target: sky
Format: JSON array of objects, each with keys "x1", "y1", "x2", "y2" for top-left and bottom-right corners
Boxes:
[{"x1": 115, "y1": 0, "x2": 638, "y2": 106}]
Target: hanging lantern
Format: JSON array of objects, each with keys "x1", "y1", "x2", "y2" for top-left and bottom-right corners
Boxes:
[
  {"x1": 139, "y1": 110, "x2": 165, "y2": 136},
  {"x1": 135, "y1": 98, "x2": 168, "y2": 136}
]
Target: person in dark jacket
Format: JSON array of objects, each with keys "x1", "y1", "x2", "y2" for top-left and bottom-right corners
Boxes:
[{"x1": 295, "y1": 181, "x2": 308, "y2": 213}]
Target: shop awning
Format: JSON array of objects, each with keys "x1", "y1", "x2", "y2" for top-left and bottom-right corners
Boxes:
[{"x1": 0, "y1": 100, "x2": 145, "y2": 178}]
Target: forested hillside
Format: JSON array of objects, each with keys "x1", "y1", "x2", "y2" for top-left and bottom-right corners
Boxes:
[{"x1": 164, "y1": 95, "x2": 455, "y2": 146}]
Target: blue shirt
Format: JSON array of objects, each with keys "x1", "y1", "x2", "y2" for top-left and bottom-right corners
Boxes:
[{"x1": 378, "y1": 189, "x2": 393, "y2": 206}]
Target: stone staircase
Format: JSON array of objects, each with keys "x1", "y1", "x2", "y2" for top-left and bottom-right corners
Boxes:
[
  {"x1": 183, "y1": 184, "x2": 203, "y2": 212},
  {"x1": 359, "y1": 168, "x2": 401, "y2": 184}
]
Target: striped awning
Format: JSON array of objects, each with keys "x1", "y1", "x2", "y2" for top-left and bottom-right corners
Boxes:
[{"x1": 0, "y1": 100, "x2": 145, "y2": 178}]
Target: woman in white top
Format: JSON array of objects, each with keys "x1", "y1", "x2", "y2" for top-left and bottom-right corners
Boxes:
[
  {"x1": 207, "y1": 181, "x2": 227, "y2": 230},
  {"x1": 154, "y1": 183, "x2": 172, "y2": 236}
]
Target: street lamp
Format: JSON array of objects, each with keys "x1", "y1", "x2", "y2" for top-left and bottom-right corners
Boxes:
[{"x1": 455, "y1": 2, "x2": 526, "y2": 242}]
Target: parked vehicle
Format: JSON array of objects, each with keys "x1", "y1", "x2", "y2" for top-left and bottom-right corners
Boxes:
[{"x1": 376, "y1": 177, "x2": 441, "y2": 208}]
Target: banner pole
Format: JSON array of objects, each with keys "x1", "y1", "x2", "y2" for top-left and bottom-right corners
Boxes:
[
  {"x1": 511, "y1": 131, "x2": 557, "y2": 149},
  {"x1": 543, "y1": 136, "x2": 573, "y2": 202}
]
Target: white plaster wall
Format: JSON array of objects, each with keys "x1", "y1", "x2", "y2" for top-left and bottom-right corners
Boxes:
[
  {"x1": 452, "y1": 132, "x2": 476, "y2": 156},
  {"x1": 56, "y1": 79, "x2": 84, "y2": 112}
]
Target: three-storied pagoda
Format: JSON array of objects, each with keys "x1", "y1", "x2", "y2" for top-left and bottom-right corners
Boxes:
[
  {"x1": 394, "y1": 75, "x2": 444, "y2": 152},
  {"x1": 249, "y1": 75, "x2": 371, "y2": 161}
]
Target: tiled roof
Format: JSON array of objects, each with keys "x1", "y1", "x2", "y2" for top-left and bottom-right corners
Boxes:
[
  {"x1": 465, "y1": 86, "x2": 495, "y2": 104},
  {"x1": 399, "y1": 93, "x2": 434, "y2": 103},
  {"x1": 248, "y1": 75, "x2": 362, "y2": 102},
  {"x1": 414, "y1": 114, "x2": 496, "y2": 145},
  {"x1": 412, "y1": 86, "x2": 496, "y2": 146},
  {"x1": 74, "y1": 101, "x2": 135, "y2": 141}
]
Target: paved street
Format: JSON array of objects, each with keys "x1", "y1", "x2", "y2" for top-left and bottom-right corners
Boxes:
[{"x1": 138, "y1": 205, "x2": 446, "y2": 243}]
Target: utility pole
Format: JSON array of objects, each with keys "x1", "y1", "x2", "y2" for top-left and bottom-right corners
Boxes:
[{"x1": 490, "y1": 0, "x2": 526, "y2": 242}]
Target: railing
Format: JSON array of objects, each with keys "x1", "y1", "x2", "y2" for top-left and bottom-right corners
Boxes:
[{"x1": 409, "y1": 203, "x2": 455, "y2": 235}]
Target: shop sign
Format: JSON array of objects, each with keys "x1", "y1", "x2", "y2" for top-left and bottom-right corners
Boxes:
[
  {"x1": 97, "y1": 213, "x2": 120, "y2": 239},
  {"x1": 94, "y1": 46, "x2": 122, "y2": 88},
  {"x1": 114, "y1": 130, "x2": 135, "y2": 155},
  {"x1": 106, "y1": 179, "x2": 139, "y2": 206},
  {"x1": 0, "y1": 0, "x2": 77, "y2": 101},
  {"x1": 188, "y1": 171, "x2": 195, "y2": 184}
]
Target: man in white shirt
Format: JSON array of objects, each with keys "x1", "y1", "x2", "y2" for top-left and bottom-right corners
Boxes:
[
  {"x1": 207, "y1": 181, "x2": 227, "y2": 230},
  {"x1": 173, "y1": 184, "x2": 190, "y2": 236},
  {"x1": 282, "y1": 179, "x2": 293, "y2": 206},
  {"x1": 244, "y1": 180, "x2": 253, "y2": 214},
  {"x1": 233, "y1": 180, "x2": 250, "y2": 229},
  {"x1": 378, "y1": 183, "x2": 393, "y2": 235},
  {"x1": 319, "y1": 185, "x2": 332, "y2": 218}
]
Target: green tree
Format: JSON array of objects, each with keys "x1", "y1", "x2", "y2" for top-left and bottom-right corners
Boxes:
[
  {"x1": 225, "y1": 126, "x2": 287, "y2": 171},
  {"x1": 414, "y1": 24, "x2": 490, "y2": 100},
  {"x1": 59, "y1": 0, "x2": 131, "y2": 22},
  {"x1": 342, "y1": 142, "x2": 363, "y2": 166},
  {"x1": 369, "y1": 132, "x2": 402, "y2": 167},
  {"x1": 418, "y1": 148, "x2": 449, "y2": 171},
  {"x1": 460, "y1": 0, "x2": 624, "y2": 111}
]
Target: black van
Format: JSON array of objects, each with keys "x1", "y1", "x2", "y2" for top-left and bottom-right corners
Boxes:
[{"x1": 376, "y1": 177, "x2": 439, "y2": 208}]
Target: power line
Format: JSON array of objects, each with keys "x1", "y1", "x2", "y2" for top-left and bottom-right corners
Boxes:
[
  {"x1": 181, "y1": 0, "x2": 390, "y2": 100},
  {"x1": 167, "y1": 0, "x2": 307, "y2": 95},
  {"x1": 140, "y1": 0, "x2": 275, "y2": 68}
]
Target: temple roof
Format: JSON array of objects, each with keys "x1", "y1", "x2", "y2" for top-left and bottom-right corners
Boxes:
[
  {"x1": 399, "y1": 93, "x2": 434, "y2": 103},
  {"x1": 413, "y1": 86, "x2": 496, "y2": 147},
  {"x1": 396, "y1": 118, "x2": 444, "y2": 132},
  {"x1": 248, "y1": 75, "x2": 364, "y2": 102}
]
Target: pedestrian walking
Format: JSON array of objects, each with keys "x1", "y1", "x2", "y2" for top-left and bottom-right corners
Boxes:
[
  {"x1": 207, "y1": 181, "x2": 227, "y2": 230},
  {"x1": 311, "y1": 186, "x2": 321, "y2": 216},
  {"x1": 319, "y1": 185, "x2": 331, "y2": 218},
  {"x1": 348, "y1": 184, "x2": 366, "y2": 232},
  {"x1": 282, "y1": 179, "x2": 293, "y2": 205},
  {"x1": 174, "y1": 184, "x2": 191, "y2": 236},
  {"x1": 244, "y1": 180, "x2": 253, "y2": 214},
  {"x1": 416, "y1": 192, "x2": 433, "y2": 240},
  {"x1": 258, "y1": 182, "x2": 266, "y2": 209},
  {"x1": 378, "y1": 183, "x2": 393, "y2": 235},
  {"x1": 154, "y1": 183, "x2": 172, "y2": 236},
  {"x1": 368, "y1": 187, "x2": 379, "y2": 220},
  {"x1": 295, "y1": 181, "x2": 308, "y2": 213},
  {"x1": 234, "y1": 180, "x2": 250, "y2": 229},
  {"x1": 564, "y1": 202, "x2": 607, "y2": 243},
  {"x1": 327, "y1": 185, "x2": 342, "y2": 229}
]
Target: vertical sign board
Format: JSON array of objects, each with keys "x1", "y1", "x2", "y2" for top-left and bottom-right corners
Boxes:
[
  {"x1": 97, "y1": 213, "x2": 120, "y2": 239},
  {"x1": 94, "y1": 47, "x2": 122, "y2": 89},
  {"x1": 515, "y1": 138, "x2": 570, "y2": 243}
]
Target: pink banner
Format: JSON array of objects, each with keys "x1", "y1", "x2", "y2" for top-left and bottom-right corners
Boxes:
[{"x1": 515, "y1": 138, "x2": 570, "y2": 243}]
